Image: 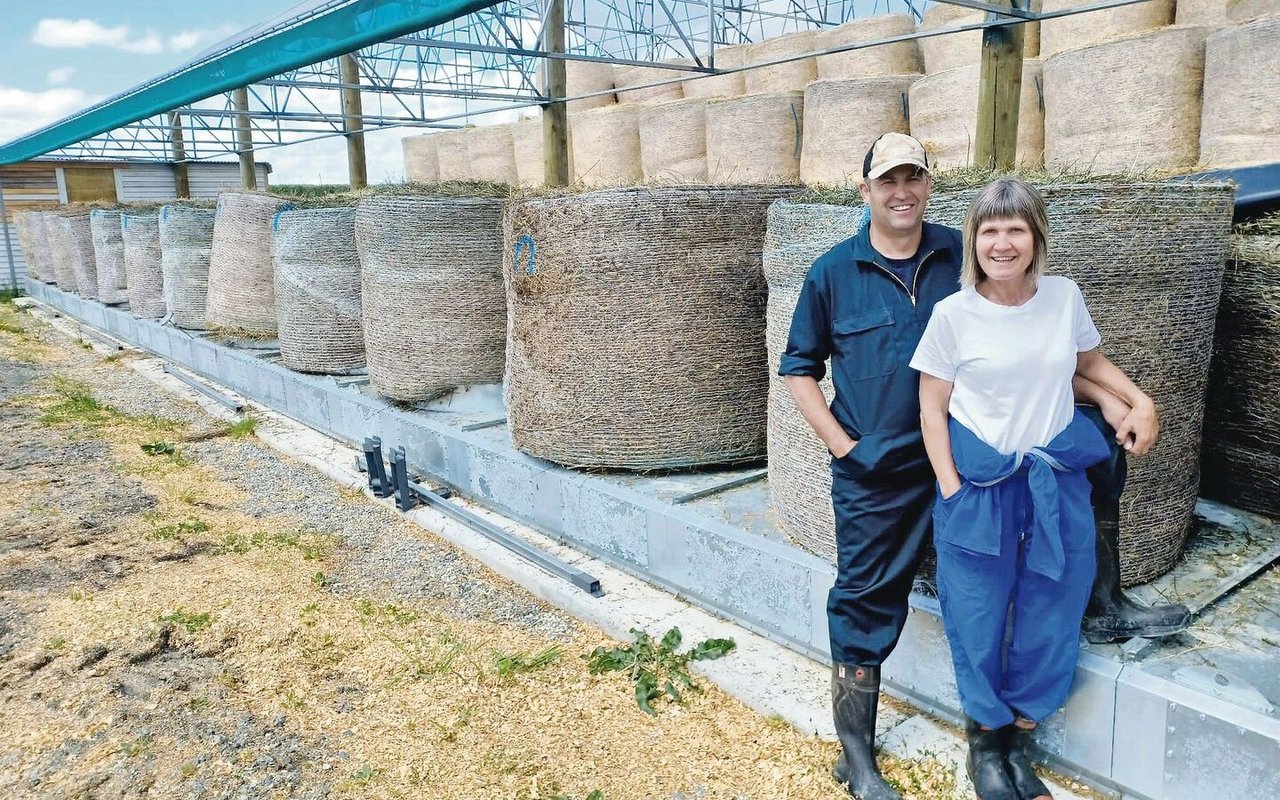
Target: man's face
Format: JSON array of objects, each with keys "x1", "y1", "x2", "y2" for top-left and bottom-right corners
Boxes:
[{"x1": 858, "y1": 165, "x2": 932, "y2": 234}]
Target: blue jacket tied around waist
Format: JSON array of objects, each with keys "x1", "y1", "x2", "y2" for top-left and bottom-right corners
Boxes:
[{"x1": 939, "y1": 411, "x2": 1111, "y2": 582}]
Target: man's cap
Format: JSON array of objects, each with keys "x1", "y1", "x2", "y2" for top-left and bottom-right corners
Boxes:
[{"x1": 863, "y1": 133, "x2": 930, "y2": 180}]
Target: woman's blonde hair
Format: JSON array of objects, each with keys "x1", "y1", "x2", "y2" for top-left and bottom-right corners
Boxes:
[{"x1": 960, "y1": 177, "x2": 1050, "y2": 288}]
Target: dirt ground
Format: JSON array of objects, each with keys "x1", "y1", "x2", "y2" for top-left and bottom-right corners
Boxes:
[{"x1": 0, "y1": 296, "x2": 955, "y2": 800}]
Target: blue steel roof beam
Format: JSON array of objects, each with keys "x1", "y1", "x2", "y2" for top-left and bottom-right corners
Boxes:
[{"x1": 255, "y1": 77, "x2": 539, "y2": 103}]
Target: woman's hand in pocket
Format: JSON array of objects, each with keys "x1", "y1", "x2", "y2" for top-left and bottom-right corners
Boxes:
[{"x1": 940, "y1": 479, "x2": 964, "y2": 500}]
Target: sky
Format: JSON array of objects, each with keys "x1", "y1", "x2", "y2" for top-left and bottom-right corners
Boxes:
[{"x1": 0, "y1": 0, "x2": 432, "y2": 185}]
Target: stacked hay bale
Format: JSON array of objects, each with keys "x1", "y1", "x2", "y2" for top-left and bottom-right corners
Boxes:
[
  {"x1": 90, "y1": 209, "x2": 128, "y2": 305},
  {"x1": 1175, "y1": 0, "x2": 1228, "y2": 24},
  {"x1": 638, "y1": 99, "x2": 708, "y2": 183},
  {"x1": 1229, "y1": 0, "x2": 1280, "y2": 20},
  {"x1": 273, "y1": 206, "x2": 365, "y2": 374},
  {"x1": 680, "y1": 44, "x2": 749, "y2": 99},
  {"x1": 512, "y1": 118, "x2": 545, "y2": 186},
  {"x1": 1201, "y1": 219, "x2": 1280, "y2": 518},
  {"x1": 706, "y1": 92, "x2": 804, "y2": 184},
  {"x1": 45, "y1": 213, "x2": 80, "y2": 290},
  {"x1": 206, "y1": 192, "x2": 292, "y2": 336},
  {"x1": 435, "y1": 128, "x2": 474, "y2": 182},
  {"x1": 402, "y1": 134, "x2": 440, "y2": 183},
  {"x1": 745, "y1": 30, "x2": 818, "y2": 93},
  {"x1": 122, "y1": 210, "x2": 165, "y2": 320},
  {"x1": 911, "y1": 60, "x2": 1045, "y2": 170},
  {"x1": 21, "y1": 212, "x2": 55, "y2": 284},
  {"x1": 815, "y1": 14, "x2": 922, "y2": 78},
  {"x1": 570, "y1": 105, "x2": 643, "y2": 187},
  {"x1": 504, "y1": 186, "x2": 793, "y2": 469},
  {"x1": 767, "y1": 181, "x2": 1234, "y2": 583},
  {"x1": 917, "y1": 3, "x2": 1040, "y2": 75},
  {"x1": 159, "y1": 204, "x2": 217, "y2": 330},
  {"x1": 355, "y1": 192, "x2": 507, "y2": 403},
  {"x1": 1039, "y1": 0, "x2": 1174, "y2": 59},
  {"x1": 12, "y1": 212, "x2": 41, "y2": 283},
  {"x1": 1043, "y1": 26, "x2": 1211, "y2": 172},
  {"x1": 1199, "y1": 15, "x2": 1280, "y2": 168},
  {"x1": 614, "y1": 62, "x2": 685, "y2": 104},
  {"x1": 801, "y1": 76, "x2": 917, "y2": 185},
  {"x1": 467, "y1": 124, "x2": 518, "y2": 184},
  {"x1": 62, "y1": 210, "x2": 98, "y2": 299},
  {"x1": 566, "y1": 58, "x2": 617, "y2": 111}
]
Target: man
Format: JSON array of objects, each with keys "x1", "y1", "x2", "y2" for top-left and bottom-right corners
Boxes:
[{"x1": 778, "y1": 133, "x2": 1188, "y2": 799}]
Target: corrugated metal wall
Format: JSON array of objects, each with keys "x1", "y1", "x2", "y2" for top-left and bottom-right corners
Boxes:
[
  {"x1": 2, "y1": 223, "x2": 27, "y2": 290},
  {"x1": 116, "y1": 164, "x2": 177, "y2": 201},
  {"x1": 187, "y1": 164, "x2": 271, "y2": 197}
]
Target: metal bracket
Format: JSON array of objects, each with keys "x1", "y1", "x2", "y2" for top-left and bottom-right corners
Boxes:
[
  {"x1": 162, "y1": 362, "x2": 245, "y2": 412},
  {"x1": 390, "y1": 446, "x2": 417, "y2": 512},
  {"x1": 361, "y1": 436, "x2": 393, "y2": 498}
]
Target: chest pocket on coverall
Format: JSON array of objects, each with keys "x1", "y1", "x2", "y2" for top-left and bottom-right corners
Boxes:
[{"x1": 833, "y1": 306, "x2": 899, "y2": 380}]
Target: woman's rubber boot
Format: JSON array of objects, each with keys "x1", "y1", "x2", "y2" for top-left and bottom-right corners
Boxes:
[
  {"x1": 831, "y1": 664, "x2": 901, "y2": 800},
  {"x1": 1082, "y1": 502, "x2": 1191, "y2": 643},
  {"x1": 1001, "y1": 724, "x2": 1052, "y2": 800},
  {"x1": 965, "y1": 718, "x2": 1018, "y2": 800}
]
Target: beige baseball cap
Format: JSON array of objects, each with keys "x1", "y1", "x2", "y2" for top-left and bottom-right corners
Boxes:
[{"x1": 864, "y1": 132, "x2": 930, "y2": 179}]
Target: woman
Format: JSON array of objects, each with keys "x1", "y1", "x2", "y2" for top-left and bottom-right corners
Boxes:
[{"x1": 909, "y1": 178, "x2": 1153, "y2": 800}]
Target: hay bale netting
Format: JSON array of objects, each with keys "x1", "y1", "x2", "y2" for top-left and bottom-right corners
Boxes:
[
  {"x1": 45, "y1": 214, "x2": 80, "y2": 290},
  {"x1": 512, "y1": 118, "x2": 545, "y2": 187},
  {"x1": 90, "y1": 209, "x2": 128, "y2": 305},
  {"x1": 801, "y1": 76, "x2": 917, "y2": 186},
  {"x1": 467, "y1": 124, "x2": 518, "y2": 184},
  {"x1": 706, "y1": 92, "x2": 804, "y2": 184},
  {"x1": 815, "y1": 14, "x2": 922, "y2": 79},
  {"x1": 1176, "y1": 0, "x2": 1227, "y2": 24},
  {"x1": 638, "y1": 98, "x2": 708, "y2": 182},
  {"x1": 23, "y1": 211, "x2": 55, "y2": 284},
  {"x1": 122, "y1": 211, "x2": 165, "y2": 319},
  {"x1": 1199, "y1": 16, "x2": 1280, "y2": 169},
  {"x1": 917, "y1": 4, "x2": 1041, "y2": 74},
  {"x1": 206, "y1": 192, "x2": 292, "y2": 336},
  {"x1": 1229, "y1": 0, "x2": 1280, "y2": 20},
  {"x1": 681, "y1": 44, "x2": 749, "y2": 98},
  {"x1": 613, "y1": 62, "x2": 685, "y2": 104},
  {"x1": 273, "y1": 207, "x2": 364, "y2": 374},
  {"x1": 566, "y1": 58, "x2": 617, "y2": 111},
  {"x1": 910, "y1": 60, "x2": 1045, "y2": 170},
  {"x1": 12, "y1": 212, "x2": 41, "y2": 283},
  {"x1": 1040, "y1": 0, "x2": 1174, "y2": 59},
  {"x1": 402, "y1": 134, "x2": 440, "y2": 183},
  {"x1": 745, "y1": 30, "x2": 818, "y2": 93},
  {"x1": 159, "y1": 205, "x2": 217, "y2": 330},
  {"x1": 355, "y1": 195, "x2": 506, "y2": 403},
  {"x1": 767, "y1": 182, "x2": 1234, "y2": 583},
  {"x1": 63, "y1": 211, "x2": 98, "y2": 300},
  {"x1": 570, "y1": 105, "x2": 643, "y2": 187},
  {"x1": 435, "y1": 128, "x2": 474, "y2": 182},
  {"x1": 1201, "y1": 233, "x2": 1280, "y2": 518},
  {"x1": 504, "y1": 186, "x2": 793, "y2": 469},
  {"x1": 1044, "y1": 26, "x2": 1210, "y2": 173}
]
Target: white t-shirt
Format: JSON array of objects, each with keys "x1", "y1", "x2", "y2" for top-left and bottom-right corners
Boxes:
[{"x1": 909, "y1": 275, "x2": 1102, "y2": 455}]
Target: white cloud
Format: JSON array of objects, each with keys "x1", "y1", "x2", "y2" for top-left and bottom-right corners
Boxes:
[
  {"x1": 168, "y1": 25, "x2": 240, "y2": 54},
  {"x1": 0, "y1": 86, "x2": 94, "y2": 145},
  {"x1": 32, "y1": 18, "x2": 163, "y2": 54},
  {"x1": 47, "y1": 67, "x2": 76, "y2": 85}
]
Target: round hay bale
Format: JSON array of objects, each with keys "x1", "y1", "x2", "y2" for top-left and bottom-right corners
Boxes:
[
  {"x1": 1044, "y1": 26, "x2": 1210, "y2": 173},
  {"x1": 65, "y1": 212, "x2": 98, "y2": 300},
  {"x1": 1228, "y1": 0, "x2": 1280, "y2": 20},
  {"x1": 745, "y1": 30, "x2": 818, "y2": 93},
  {"x1": 705, "y1": 91, "x2": 804, "y2": 185},
  {"x1": 1199, "y1": 16, "x2": 1280, "y2": 169},
  {"x1": 512, "y1": 118, "x2": 545, "y2": 187},
  {"x1": 206, "y1": 192, "x2": 292, "y2": 336},
  {"x1": 1201, "y1": 234, "x2": 1280, "y2": 518},
  {"x1": 566, "y1": 58, "x2": 617, "y2": 111},
  {"x1": 1176, "y1": 0, "x2": 1228, "y2": 24},
  {"x1": 1039, "y1": 0, "x2": 1174, "y2": 58},
  {"x1": 570, "y1": 105, "x2": 643, "y2": 188},
  {"x1": 90, "y1": 209, "x2": 128, "y2": 305},
  {"x1": 638, "y1": 98, "x2": 708, "y2": 183},
  {"x1": 614, "y1": 62, "x2": 685, "y2": 104},
  {"x1": 273, "y1": 207, "x2": 364, "y2": 374},
  {"x1": 504, "y1": 186, "x2": 793, "y2": 469},
  {"x1": 909, "y1": 60, "x2": 1045, "y2": 170},
  {"x1": 45, "y1": 214, "x2": 80, "y2": 290},
  {"x1": 355, "y1": 195, "x2": 506, "y2": 403},
  {"x1": 402, "y1": 134, "x2": 440, "y2": 183},
  {"x1": 12, "y1": 212, "x2": 41, "y2": 283},
  {"x1": 467, "y1": 124, "x2": 518, "y2": 184},
  {"x1": 159, "y1": 205, "x2": 217, "y2": 331},
  {"x1": 917, "y1": 4, "x2": 1041, "y2": 74},
  {"x1": 24, "y1": 212, "x2": 56, "y2": 284},
  {"x1": 122, "y1": 211, "x2": 165, "y2": 320},
  {"x1": 801, "y1": 75, "x2": 917, "y2": 186},
  {"x1": 767, "y1": 181, "x2": 1234, "y2": 584},
  {"x1": 815, "y1": 14, "x2": 922, "y2": 79},
  {"x1": 435, "y1": 128, "x2": 474, "y2": 182},
  {"x1": 680, "y1": 44, "x2": 749, "y2": 98}
]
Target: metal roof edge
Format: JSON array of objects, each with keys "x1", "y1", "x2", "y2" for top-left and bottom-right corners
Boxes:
[{"x1": 0, "y1": 0, "x2": 501, "y2": 165}]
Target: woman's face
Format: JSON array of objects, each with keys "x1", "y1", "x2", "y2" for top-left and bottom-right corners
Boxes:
[{"x1": 975, "y1": 215, "x2": 1035, "y2": 283}]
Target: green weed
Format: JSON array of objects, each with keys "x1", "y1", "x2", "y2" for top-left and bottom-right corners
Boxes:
[
  {"x1": 40, "y1": 376, "x2": 115, "y2": 426},
  {"x1": 0, "y1": 287, "x2": 21, "y2": 304},
  {"x1": 584, "y1": 627, "x2": 735, "y2": 715},
  {"x1": 123, "y1": 735, "x2": 151, "y2": 757},
  {"x1": 148, "y1": 518, "x2": 210, "y2": 541},
  {"x1": 218, "y1": 528, "x2": 327, "y2": 560},
  {"x1": 225, "y1": 416, "x2": 258, "y2": 438},
  {"x1": 141, "y1": 440, "x2": 177, "y2": 456},
  {"x1": 0, "y1": 318, "x2": 26, "y2": 335},
  {"x1": 311, "y1": 571, "x2": 334, "y2": 588},
  {"x1": 157, "y1": 609, "x2": 213, "y2": 634},
  {"x1": 495, "y1": 645, "x2": 564, "y2": 678},
  {"x1": 355, "y1": 599, "x2": 419, "y2": 625},
  {"x1": 188, "y1": 696, "x2": 210, "y2": 712}
]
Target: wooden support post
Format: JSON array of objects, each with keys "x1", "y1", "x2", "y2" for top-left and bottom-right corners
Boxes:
[
  {"x1": 543, "y1": 0, "x2": 570, "y2": 187},
  {"x1": 232, "y1": 87, "x2": 257, "y2": 190},
  {"x1": 339, "y1": 53, "x2": 368, "y2": 190},
  {"x1": 169, "y1": 111, "x2": 191, "y2": 199},
  {"x1": 974, "y1": 1, "x2": 1026, "y2": 171}
]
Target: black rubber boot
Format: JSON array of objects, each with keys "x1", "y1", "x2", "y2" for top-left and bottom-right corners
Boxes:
[
  {"x1": 831, "y1": 664, "x2": 901, "y2": 800},
  {"x1": 1001, "y1": 724, "x2": 1052, "y2": 800},
  {"x1": 1082, "y1": 501, "x2": 1191, "y2": 643},
  {"x1": 965, "y1": 718, "x2": 1018, "y2": 800}
]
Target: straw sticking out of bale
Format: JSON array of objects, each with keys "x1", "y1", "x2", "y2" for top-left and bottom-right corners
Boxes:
[
  {"x1": 801, "y1": 75, "x2": 917, "y2": 186},
  {"x1": 815, "y1": 14, "x2": 922, "y2": 79},
  {"x1": 435, "y1": 128, "x2": 474, "y2": 182},
  {"x1": 706, "y1": 91, "x2": 804, "y2": 185},
  {"x1": 1039, "y1": 0, "x2": 1174, "y2": 59},
  {"x1": 402, "y1": 134, "x2": 440, "y2": 183},
  {"x1": 355, "y1": 196, "x2": 506, "y2": 404},
  {"x1": 159, "y1": 205, "x2": 217, "y2": 331},
  {"x1": 90, "y1": 210, "x2": 128, "y2": 305},
  {"x1": 122, "y1": 211, "x2": 165, "y2": 320},
  {"x1": 570, "y1": 105, "x2": 643, "y2": 188},
  {"x1": 745, "y1": 31, "x2": 818, "y2": 93},
  {"x1": 566, "y1": 59, "x2": 617, "y2": 111},
  {"x1": 917, "y1": 4, "x2": 1041, "y2": 74},
  {"x1": 1199, "y1": 16, "x2": 1280, "y2": 169},
  {"x1": 910, "y1": 60, "x2": 1044, "y2": 170},
  {"x1": 273, "y1": 207, "x2": 364, "y2": 374},
  {"x1": 207, "y1": 192, "x2": 292, "y2": 336},
  {"x1": 467, "y1": 124, "x2": 518, "y2": 184},
  {"x1": 614, "y1": 63, "x2": 685, "y2": 104},
  {"x1": 512, "y1": 119, "x2": 545, "y2": 187},
  {"x1": 680, "y1": 44, "x2": 748, "y2": 99},
  {"x1": 504, "y1": 186, "x2": 794, "y2": 469},
  {"x1": 1043, "y1": 26, "x2": 1209, "y2": 173},
  {"x1": 638, "y1": 98, "x2": 708, "y2": 183}
]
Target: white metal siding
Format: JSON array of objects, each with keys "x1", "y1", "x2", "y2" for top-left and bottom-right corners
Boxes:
[
  {"x1": 2, "y1": 223, "x2": 28, "y2": 290},
  {"x1": 187, "y1": 164, "x2": 271, "y2": 198},
  {"x1": 117, "y1": 164, "x2": 178, "y2": 202}
]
